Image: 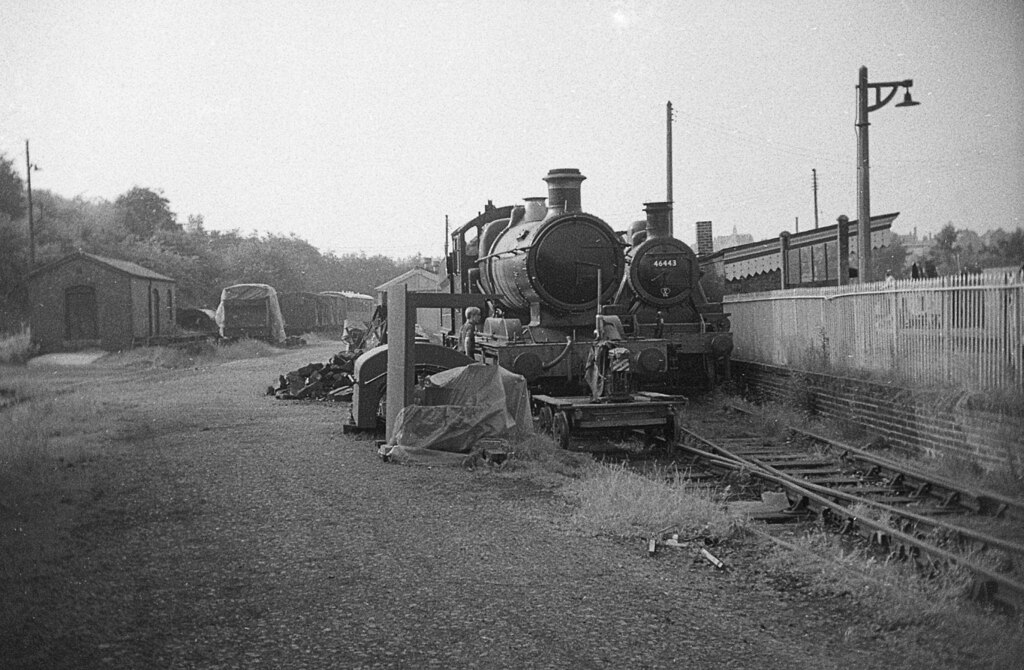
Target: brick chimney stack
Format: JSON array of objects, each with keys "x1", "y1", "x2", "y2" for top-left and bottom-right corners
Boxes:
[{"x1": 696, "y1": 221, "x2": 714, "y2": 256}]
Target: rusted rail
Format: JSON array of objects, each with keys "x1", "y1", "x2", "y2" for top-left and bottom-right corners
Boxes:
[
  {"x1": 673, "y1": 418, "x2": 1024, "y2": 614},
  {"x1": 726, "y1": 401, "x2": 1024, "y2": 523}
]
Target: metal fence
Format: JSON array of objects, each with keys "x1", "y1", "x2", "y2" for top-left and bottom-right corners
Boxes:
[{"x1": 724, "y1": 271, "x2": 1024, "y2": 392}]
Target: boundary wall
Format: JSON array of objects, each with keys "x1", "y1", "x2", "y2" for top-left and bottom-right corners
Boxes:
[{"x1": 733, "y1": 360, "x2": 1023, "y2": 477}]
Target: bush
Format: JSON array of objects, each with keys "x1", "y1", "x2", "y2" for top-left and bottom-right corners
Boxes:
[{"x1": 0, "y1": 326, "x2": 37, "y2": 364}]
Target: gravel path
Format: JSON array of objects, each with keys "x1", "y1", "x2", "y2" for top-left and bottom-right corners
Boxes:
[{"x1": 1, "y1": 346, "x2": 1011, "y2": 668}]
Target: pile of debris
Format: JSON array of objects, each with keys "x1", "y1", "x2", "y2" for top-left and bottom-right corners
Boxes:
[{"x1": 267, "y1": 350, "x2": 360, "y2": 401}]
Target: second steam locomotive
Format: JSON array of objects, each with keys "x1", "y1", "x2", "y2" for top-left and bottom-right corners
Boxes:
[{"x1": 448, "y1": 168, "x2": 732, "y2": 400}]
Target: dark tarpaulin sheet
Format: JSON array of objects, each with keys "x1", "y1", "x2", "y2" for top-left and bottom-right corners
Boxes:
[{"x1": 379, "y1": 363, "x2": 532, "y2": 466}]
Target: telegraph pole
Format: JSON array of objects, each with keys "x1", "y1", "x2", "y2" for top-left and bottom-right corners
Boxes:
[
  {"x1": 666, "y1": 100, "x2": 674, "y2": 237},
  {"x1": 25, "y1": 140, "x2": 35, "y2": 266},
  {"x1": 856, "y1": 67, "x2": 872, "y2": 283},
  {"x1": 812, "y1": 168, "x2": 820, "y2": 229}
]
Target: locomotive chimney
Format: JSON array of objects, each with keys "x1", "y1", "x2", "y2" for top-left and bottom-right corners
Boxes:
[
  {"x1": 643, "y1": 201, "x2": 672, "y2": 239},
  {"x1": 543, "y1": 168, "x2": 586, "y2": 213}
]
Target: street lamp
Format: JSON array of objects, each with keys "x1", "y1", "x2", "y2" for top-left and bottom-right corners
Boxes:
[{"x1": 856, "y1": 65, "x2": 919, "y2": 283}]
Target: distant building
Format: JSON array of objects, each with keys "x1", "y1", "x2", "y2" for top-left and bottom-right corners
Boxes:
[
  {"x1": 375, "y1": 268, "x2": 444, "y2": 335},
  {"x1": 28, "y1": 252, "x2": 177, "y2": 353},
  {"x1": 714, "y1": 226, "x2": 754, "y2": 252}
]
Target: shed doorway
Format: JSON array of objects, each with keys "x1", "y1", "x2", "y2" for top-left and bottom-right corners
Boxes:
[
  {"x1": 65, "y1": 285, "x2": 98, "y2": 340},
  {"x1": 150, "y1": 288, "x2": 161, "y2": 337}
]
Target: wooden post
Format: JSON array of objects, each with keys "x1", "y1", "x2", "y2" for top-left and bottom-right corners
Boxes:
[
  {"x1": 385, "y1": 284, "x2": 415, "y2": 443},
  {"x1": 836, "y1": 215, "x2": 850, "y2": 286},
  {"x1": 779, "y1": 231, "x2": 791, "y2": 290}
]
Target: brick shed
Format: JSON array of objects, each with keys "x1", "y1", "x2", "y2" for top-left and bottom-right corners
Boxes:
[{"x1": 28, "y1": 252, "x2": 177, "y2": 353}]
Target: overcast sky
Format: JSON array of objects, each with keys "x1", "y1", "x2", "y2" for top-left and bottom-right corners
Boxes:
[{"x1": 3, "y1": 1, "x2": 1022, "y2": 258}]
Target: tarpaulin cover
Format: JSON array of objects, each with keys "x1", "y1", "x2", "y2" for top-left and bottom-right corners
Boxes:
[
  {"x1": 214, "y1": 283, "x2": 287, "y2": 342},
  {"x1": 379, "y1": 363, "x2": 532, "y2": 466}
]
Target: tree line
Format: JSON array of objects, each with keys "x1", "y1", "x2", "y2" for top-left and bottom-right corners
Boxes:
[
  {"x1": 923, "y1": 223, "x2": 1023, "y2": 277},
  {"x1": 0, "y1": 153, "x2": 436, "y2": 332},
  {"x1": 858, "y1": 224, "x2": 1021, "y2": 281}
]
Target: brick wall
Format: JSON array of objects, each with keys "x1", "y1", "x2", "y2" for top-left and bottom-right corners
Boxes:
[{"x1": 732, "y1": 360, "x2": 1024, "y2": 476}]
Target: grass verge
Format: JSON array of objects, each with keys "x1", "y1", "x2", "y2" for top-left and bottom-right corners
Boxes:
[
  {"x1": 758, "y1": 528, "x2": 1024, "y2": 665},
  {"x1": 98, "y1": 337, "x2": 283, "y2": 369}
]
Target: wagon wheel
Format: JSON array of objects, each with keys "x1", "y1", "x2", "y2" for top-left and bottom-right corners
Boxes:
[
  {"x1": 538, "y1": 406, "x2": 553, "y2": 434},
  {"x1": 552, "y1": 411, "x2": 571, "y2": 451}
]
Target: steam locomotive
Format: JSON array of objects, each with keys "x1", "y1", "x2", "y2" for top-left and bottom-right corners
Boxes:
[{"x1": 448, "y1": 168, "x2": 732, "y2": 400}]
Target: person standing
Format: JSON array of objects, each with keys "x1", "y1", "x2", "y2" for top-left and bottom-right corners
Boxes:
[{"x1": 460, "y1": 306, "x2": 482, "y2": 356}]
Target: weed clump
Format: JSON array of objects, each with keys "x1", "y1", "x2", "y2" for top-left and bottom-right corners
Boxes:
[
  {"x1": 567, "y1": 463, "x2": 744, "y2": 541},
  {"x1": 759, "y1": 529, "x2": 1024, "y2": 665},
  {"x1": 505, "y1": 433, "x2": 596, "y2": 479}
]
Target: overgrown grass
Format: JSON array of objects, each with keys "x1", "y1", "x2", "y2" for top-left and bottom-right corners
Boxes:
[
  {"x1": 504, "y1": 433, "x2": 743, "y2": 544},
  {"x1": 512, "y1": 408, "x2": 1022, "y2": 650},
  {"x1": 504, "y1": 432, "x2": 597, "y2": 480},
  {"x1": 99, "y1": 337, "x2": 283, "y2": 369},
  {"x1": 0, "y1": 382, "x2": 106, "y2": 489},
  {"x1": 759, "y1": 528, "x2": 1024, "y2": 665},
  {"x1": 567, "y1": 463, "x2": 745, "y2": 541},
  {"x1": 0, "y1": 326, "x2": 37, "y2": 364},
  {"x1": 924, "y1": 450, "x2": 1024, "y2": 500}
]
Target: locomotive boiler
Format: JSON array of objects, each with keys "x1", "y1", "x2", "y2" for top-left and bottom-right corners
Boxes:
[{"x1": 475, "y1": 168, "x2": 624, "y2": 332}]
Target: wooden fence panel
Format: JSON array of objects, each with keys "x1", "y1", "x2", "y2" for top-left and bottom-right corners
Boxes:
[{"x1": 725, "y1": 272, "x2": 1024, "y2": 392}]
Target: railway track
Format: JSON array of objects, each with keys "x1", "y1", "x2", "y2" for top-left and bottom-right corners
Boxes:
[{"x1": 660, "y1": 402, "x2": 1024, "y2": 614}]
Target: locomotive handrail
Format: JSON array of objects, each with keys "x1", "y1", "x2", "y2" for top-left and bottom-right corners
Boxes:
[
  {"x1": 475, "y1": 247, "x2": 528, "y2": 263},
  {"x1": 541, "y1": 336, "x2": 574, "y2": 370}
]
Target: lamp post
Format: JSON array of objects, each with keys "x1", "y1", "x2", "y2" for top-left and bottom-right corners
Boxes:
[{"x1": 856, "y1": 65, "x2": 919, "y2": 283}]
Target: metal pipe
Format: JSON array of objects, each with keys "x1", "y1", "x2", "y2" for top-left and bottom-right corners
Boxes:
[{"x1": 541, "y1": 337, "x2": 574, "y2": 371}]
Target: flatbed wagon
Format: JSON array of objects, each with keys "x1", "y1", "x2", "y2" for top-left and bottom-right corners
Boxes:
[{"x1": 532, "y1": 392, "x2": 685, "y2": 450}]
